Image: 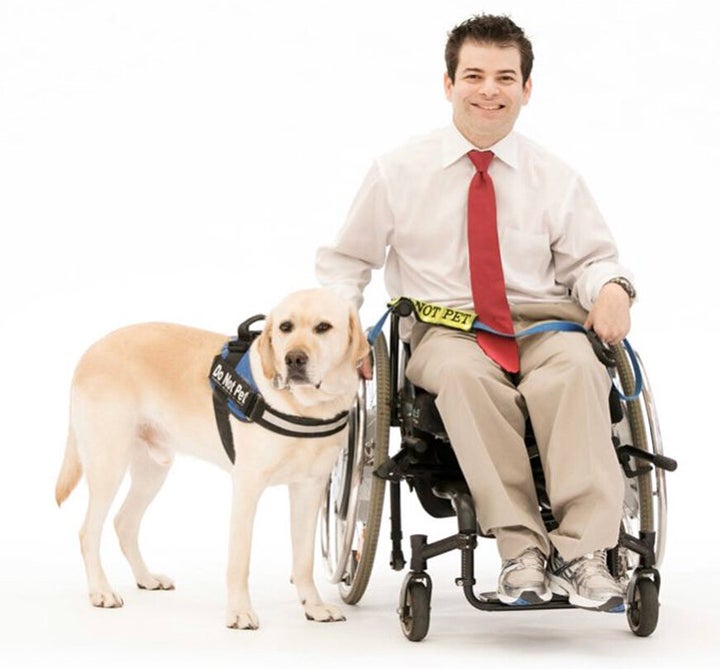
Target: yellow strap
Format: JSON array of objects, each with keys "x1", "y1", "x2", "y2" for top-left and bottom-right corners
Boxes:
[{"x1": 388, "y1": 297, "x2": 476, "y2": 332}]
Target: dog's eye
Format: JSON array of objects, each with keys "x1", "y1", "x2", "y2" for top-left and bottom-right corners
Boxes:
[
  {"x1": 314, "y1": 321, "x2": 333, "y2": 334},
  {"x1": 279, "y1": 321, "x2": 294, "y2": 333}
]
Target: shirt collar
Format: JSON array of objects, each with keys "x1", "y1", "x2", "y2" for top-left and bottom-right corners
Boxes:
[{"x1": 440, "y1": 124, "x2": 520, "y2": 170}]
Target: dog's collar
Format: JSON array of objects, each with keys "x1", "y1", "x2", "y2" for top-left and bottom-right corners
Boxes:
[{"x1": 208, "y1": 325, "x2": 350, "y2": 464}]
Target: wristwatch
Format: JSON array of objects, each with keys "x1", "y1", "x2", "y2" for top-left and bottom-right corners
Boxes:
[{"x1": 605, "y1": 277, "x2": 636, "y2": 302}]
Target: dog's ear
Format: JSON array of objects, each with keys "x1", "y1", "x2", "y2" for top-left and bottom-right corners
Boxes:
[
  {"x1": 257, "y1": 315, "x2": 276, "y2": 379},
  {"x1": 348, "y1": 307, "x2": 370, "y2": 367}
]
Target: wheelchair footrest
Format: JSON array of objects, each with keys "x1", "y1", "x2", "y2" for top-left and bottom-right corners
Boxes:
[{"x1": 470, "y1": 591, "x2": 574, "y2": 612}]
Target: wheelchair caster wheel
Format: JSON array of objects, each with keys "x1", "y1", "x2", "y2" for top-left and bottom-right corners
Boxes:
[
  {"x1": 626, "y1": 577, "x2": 659, "y2": 637},
  {"x1": 399, "y1": 575, "x2": 431, "y2": 642}
]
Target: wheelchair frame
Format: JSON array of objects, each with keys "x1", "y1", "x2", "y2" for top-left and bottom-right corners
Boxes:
[{"x1": 321, "y1": 301, "x2": 677, "y2": 640}]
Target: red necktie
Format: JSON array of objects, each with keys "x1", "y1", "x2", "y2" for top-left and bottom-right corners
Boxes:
[{"x1": 467, "y1": 150, "x2": 520, "y2": 373}]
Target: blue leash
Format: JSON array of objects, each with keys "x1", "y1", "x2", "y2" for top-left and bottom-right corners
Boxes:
[{"x1": 366, "y1": 301, "x2": 643, "y2": 402}]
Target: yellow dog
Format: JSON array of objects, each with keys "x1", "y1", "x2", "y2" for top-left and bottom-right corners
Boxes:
[{"x1": 56, "y1": 288, "x2": 368, "y2": 629}]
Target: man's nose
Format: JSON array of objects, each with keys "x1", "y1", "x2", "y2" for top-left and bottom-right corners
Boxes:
[{"x1": 478, "y1": 79, "x2": 499, "y2": 96}]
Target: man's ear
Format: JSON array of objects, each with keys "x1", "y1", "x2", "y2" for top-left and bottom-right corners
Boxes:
[
  {"x1": 257, "y1": 316, "x2": 275, "y2": 379},
  {"x1": 348, "y1": 307, "x2": 370, "y2": 367},
  {"x1": 522, "y1": 76, "x2": 532, "y2": 105},
  {"x1": 443, "y1": 71, "x2": 454, "y2": 101}
]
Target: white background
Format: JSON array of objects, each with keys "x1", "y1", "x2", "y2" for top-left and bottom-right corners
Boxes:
[{"x1": 1, "y1": 0, "x2": 719, "y2": 666}]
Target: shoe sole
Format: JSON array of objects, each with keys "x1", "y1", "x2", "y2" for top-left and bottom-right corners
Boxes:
[
  {"x1": 498, "y1": 588, "x2": 553, "y2": 606},
  {"x1": 549, "y1": 576, "x2": 625, "y2": 612}
]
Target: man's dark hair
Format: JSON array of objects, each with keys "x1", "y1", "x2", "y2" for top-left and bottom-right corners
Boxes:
[{"x1": 445, "y1": 14, "x2": 534, "y2": 84}]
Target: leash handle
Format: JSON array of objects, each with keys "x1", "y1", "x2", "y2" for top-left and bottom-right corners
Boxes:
[{"x1": 232, "y1": 314, "x2": 265, "y2": 351}]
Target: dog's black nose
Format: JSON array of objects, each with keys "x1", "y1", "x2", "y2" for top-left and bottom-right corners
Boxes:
[{"x1": 285, "y1": 350, "x2": 308, "y2": 371}]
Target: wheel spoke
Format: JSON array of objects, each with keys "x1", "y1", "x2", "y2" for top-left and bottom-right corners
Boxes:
[{"x1": 320, "y1": 332, "x2": 391, "y2": 602}]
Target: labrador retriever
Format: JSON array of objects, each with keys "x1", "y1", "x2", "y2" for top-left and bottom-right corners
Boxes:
[{"x1": 55, "y1": 288, "x2": 369, "y2": 629}]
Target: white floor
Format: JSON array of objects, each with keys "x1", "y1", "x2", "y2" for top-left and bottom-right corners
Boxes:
[
  {"x1": 4, "y1": 569, "x2": 717, "y2": 669},
  {"x1": 2, "y1": 453, "x2": 718, "y2": 668}
]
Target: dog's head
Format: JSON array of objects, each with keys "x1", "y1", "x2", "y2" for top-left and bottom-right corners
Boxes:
[{"x1": 256, "y1": 288, "x2": 369, "y2": 406}]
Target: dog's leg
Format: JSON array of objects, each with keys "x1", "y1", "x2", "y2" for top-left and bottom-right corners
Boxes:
[
  {"x1": 79, "y1": 440, "x2": 131, "y2": 608},
  {"x1": 114, "y1": 443, "x2": 175, "y2": 592},
  {"x1": 289, "y1": 479, "x2": 345, "y2": 623},
  {"x1": 226, "y1": 470, "x2": 264, "y2": 630}
]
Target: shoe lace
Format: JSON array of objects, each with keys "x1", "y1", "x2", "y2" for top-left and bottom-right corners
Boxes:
[
  {"x1": 504, "y1": 547, "x2": 545, "y2": 573},
  {"x1": 566, "y1": 550, "x2": 612, "y2": 589}
]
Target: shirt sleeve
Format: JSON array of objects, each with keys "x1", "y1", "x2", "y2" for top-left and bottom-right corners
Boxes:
[
  {"x1": 315, "y1": 161, "x2": 394, "y2": 308},
  {"x1": 551, "y1": 174, "x2": 634, "y2": 311}
]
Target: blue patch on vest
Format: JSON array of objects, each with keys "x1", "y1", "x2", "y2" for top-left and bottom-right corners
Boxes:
[
  {"x1": 227, "y1": 346, "x2": 255, "y2": 422},
  {"x1": 209, "y1": 344, "x2": 257, "y2": 423}
]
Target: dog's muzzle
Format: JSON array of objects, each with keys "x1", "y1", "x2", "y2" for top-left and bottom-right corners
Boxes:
[{"x1": 285, "y1": 349, "x2": 310, "y2": 384}]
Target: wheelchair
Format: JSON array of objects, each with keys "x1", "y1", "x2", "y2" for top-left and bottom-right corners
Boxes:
[{"x1": 320, "y1": 298, "x2": 677, "y2": 641}]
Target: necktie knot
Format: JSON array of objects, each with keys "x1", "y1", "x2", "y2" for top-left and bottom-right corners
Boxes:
[{"x1": 468, "y1": 150, "x2": 494, "y2": 174}]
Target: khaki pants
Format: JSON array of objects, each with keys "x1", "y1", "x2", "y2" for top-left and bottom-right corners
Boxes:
[{"x1": 405, "y1": 302, "x2": 624, "y2": 562}]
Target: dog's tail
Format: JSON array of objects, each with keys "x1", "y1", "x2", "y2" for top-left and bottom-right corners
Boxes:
[{"x1": 55, "y1": 425, "x2": 82, "y2": 507}]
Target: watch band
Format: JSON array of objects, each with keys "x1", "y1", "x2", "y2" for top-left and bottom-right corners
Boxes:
[{"x1": 606, "y1": 277, "x2": 636, "y2": 301}]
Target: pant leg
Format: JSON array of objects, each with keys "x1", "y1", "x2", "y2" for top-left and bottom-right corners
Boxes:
[
  {"x1": 405, "y1": 324, "x2": 551, "y2": 559},
  {"x1": 514, "y1": 303, "x2": 625, "y2": 560}
]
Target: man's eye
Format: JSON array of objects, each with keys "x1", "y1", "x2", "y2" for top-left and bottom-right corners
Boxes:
[
  {"x1": 314, "y1": 322, "x2": 333, "y2": 334},
  {"x1": 279, "y1": 321, "x2": 294, "y2": 333}
]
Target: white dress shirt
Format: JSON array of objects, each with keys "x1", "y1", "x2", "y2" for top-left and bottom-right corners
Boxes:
[{"x1": 316, "y1": 125, "x2": 632, "y2": 313}]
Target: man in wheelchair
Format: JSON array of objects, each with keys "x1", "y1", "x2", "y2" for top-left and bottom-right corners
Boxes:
[{"x1": 316, "y1": 14, "x2": 635, "y2": 613}]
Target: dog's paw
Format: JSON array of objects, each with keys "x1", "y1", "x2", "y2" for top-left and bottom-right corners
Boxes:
[
  {"x1": 226, "y1": 609, "x2": 260, "y2": 630},
  {"x1": 89, "y1": 590, "x2": 124, "y2": 608},
  {"x1": 304, "y1": 602, "x2": 346, "y2": 623},
  {"x1": 137, "y1": 573, "x2": 175, "y2": 591}
]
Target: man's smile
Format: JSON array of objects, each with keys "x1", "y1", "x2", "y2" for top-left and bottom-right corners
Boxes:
[{"x1": 471, "y1": 102, "x2": 505, "y2": 111}]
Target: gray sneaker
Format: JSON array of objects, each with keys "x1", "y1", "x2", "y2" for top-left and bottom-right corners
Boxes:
[
  {"x1": 497, "y1": 547, "x2": 552, "y2": 605},
  {"x1": 549, "y1": 550, "x2": 625, "y2": 612}
]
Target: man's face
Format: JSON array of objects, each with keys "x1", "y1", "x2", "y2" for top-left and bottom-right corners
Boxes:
[{"x1": 444, "y1": 41, "x2": 531, "y2": 146}]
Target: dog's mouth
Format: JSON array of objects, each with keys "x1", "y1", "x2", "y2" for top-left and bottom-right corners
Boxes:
[
  {"x1": 290, "y1": 376, "x2": 322, "y2": 390},
  {"x1": 274, "y1": 373, "x2": 322, "y2": 391}
]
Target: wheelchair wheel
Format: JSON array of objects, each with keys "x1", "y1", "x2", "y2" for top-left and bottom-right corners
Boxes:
[
  {"x1": 611, "y1": 343, "x2": 668, "y2": 568},
  {"x1": 626, "y1": 577, "x2": 659, "y2": 637},
  {"x1": 321, "y1": 331, "x2": 391, "y2": 604},
  {"x1": 399, "y1": 575, "x2": 432, "y2": 642}
]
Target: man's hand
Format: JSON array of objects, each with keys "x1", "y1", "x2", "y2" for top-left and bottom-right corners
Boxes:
[
  {"x1": 358, "y1": 354, "x2": 373, "y2": 380},
  {"x1": 584, "y1": 282, "x2": 632, "y2": 346}
]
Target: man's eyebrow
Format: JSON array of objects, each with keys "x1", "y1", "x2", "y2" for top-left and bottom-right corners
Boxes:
[{"x1": 461, "y1": 67, "x2": 519, "y2": 75}]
